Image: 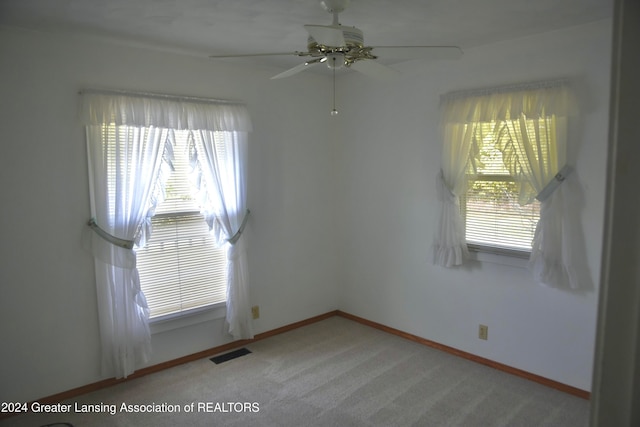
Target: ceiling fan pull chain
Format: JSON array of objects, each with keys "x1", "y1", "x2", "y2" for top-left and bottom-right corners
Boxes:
[{"x1": 331, "y1": 57, "x2": 339, "y2": 116}]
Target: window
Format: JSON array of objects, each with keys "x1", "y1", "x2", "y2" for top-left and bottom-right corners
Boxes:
[
  {"x1": 96, "y1": 125, "x2": 228, "y2": 321},
  {"x1": 463, "y1": 122, "x2": 540, "y2": 256},
  {"x1": 134, "y1": 130, "x2": 228, "y2": 320},
  {"x1": 83, "y1": 90, "x2": 253, "y2": 376}
]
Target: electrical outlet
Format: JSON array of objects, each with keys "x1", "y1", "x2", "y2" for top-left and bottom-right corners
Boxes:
[
  {"x1": 479, "y1": 324, "x2": 488, "y2": 340},
  {"x1": 251, "y1": 305, "x2": 260, "y2": 319}
]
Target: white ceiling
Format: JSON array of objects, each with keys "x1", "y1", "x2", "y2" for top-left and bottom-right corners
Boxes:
[{"x1": 0, "y1": 0, "x2": 613, "y2": 71}]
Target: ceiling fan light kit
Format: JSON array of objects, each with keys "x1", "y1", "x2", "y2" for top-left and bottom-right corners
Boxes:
[
  {"x1": 209, "y1": 0, "x2": 462, "y2": 114},
  {"x1": 326, "y1": 53, "x2": 345, "y2": 69}
]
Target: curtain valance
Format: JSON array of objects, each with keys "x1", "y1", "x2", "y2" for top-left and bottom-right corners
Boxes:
[
  {"x1": 440, "y1": 79, "x2": 575, "y2": 123},
  {"x1": 80, "y1": 90, "x2": 252, "y2": 132}
]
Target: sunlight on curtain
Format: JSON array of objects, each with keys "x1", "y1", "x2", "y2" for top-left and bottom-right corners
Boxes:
[
  {"x1": 437, "y1": 80, "x2": 581, "y2": 289},
  {"x1": 433, "y1": 120, "x2": 478, "y2": 267},
  {"x1": 497, "y1": 113, "x2": 579, "y2": 288}
]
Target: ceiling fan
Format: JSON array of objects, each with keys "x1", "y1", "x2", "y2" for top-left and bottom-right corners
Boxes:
[
  {"x1": 209, "y1": 0, "x2": 462, "y2": 114},
  {"x1": 209, "y1": 0, "x2": 462, "y2": 78}
]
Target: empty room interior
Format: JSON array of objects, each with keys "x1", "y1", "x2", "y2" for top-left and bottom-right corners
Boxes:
[{"x1": 1, "y1": 0, "x2": 638, "y2": 425}]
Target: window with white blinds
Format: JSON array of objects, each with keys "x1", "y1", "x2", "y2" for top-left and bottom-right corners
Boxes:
[
  {"x1": 135, "y1": 130, "x2": 227, "y2": 320},
  {"x1": 463, "y1": 122, "x2": 540, "y2": 255}
]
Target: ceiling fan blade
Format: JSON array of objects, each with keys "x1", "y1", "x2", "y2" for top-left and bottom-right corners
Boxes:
[
  {"x1": 209, "y1": 52, "x2": 302, "y2": 59},
  {"x1": 371, "y1": 46, "x2": 463, "y2": 61},
  {"x1": 271, "y1": 60, "x2": 322, "y2": 79},
  {"x1": 304, "y1": 24, "x2": 345, "y2": 47},
  {"x1": 349, "y1": 59, "x2": 399, "y2": 79}
]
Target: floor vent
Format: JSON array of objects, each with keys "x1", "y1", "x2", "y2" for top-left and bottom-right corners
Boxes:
[{"x1": 210, "y1": 348, "x2": 252, "y2": 364}]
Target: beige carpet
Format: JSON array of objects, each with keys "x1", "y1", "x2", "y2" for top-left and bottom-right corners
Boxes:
[{"x1": 3, "y1": 316, "x2": 589, "y2": 426}]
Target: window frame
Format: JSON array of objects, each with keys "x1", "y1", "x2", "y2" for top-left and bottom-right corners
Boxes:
[
  {"x1": 132, "y1": 129, "x2": 229, "y2": 322},
  {"x1": 460, "y1": 122, "x2": 540, "y2": 259}
]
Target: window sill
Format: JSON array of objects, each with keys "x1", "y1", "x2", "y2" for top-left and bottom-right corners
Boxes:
[
  {"x1": 149, "y1": 302, "x2": 227, "y2": 335},
  {"x1": 467, "y1": 245, "x2": 531, "y2": 268}
]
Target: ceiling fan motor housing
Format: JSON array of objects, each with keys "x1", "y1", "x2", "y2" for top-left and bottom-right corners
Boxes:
[{"x1": 307, "y1": 25, "x2": 365, "y2": 68}]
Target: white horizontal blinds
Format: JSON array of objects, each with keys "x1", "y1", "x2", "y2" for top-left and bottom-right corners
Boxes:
[
  {"x1": 136, "y1": 130, "x2": 227, "y2": 319},
  {"x1": 137, "y1": 214, "x2": 227, "y2": 317},
  {"x1": 103, "y1": 124, "x2": 118, "y2": 222},
  {"x1": 103, "y1": 124, "x2": 150, "y2": 226},
  {"x1": 464, "y1": 121, "x2": 540, "y2": 251}
]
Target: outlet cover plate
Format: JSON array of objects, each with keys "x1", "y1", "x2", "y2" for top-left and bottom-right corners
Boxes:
[{"x1": 479, "y1": 324, "x2": 488, "y2": 340}]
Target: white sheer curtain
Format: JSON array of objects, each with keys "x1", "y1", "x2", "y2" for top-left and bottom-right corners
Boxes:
[
  {"x1": 84, "y1": 124, "x2": 174, "y2": 378},
  {"x1": 433, "y1": 120, "x2": 478, "y2": 267},
  {"x1": 437, "y1": 80, "x2": 578, "y2": 288},
  {"x1": 81, "y1": 90, "x2": 252, "y2": 377},
  {"x1": 496, "y1": 113, "x2": 578, "y2": 288},
  {"x1": 190, "y1": 130, "x2": 253, "y2": 339}
]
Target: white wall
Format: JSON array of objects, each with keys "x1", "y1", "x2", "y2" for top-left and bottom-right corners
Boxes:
[
  {"x1": 0, "y1": 27, "x2": 339, "y2": 402},
  {"x1": 0, "y1": 17, "x2": 612, "y2": 403},
  {"x1": 335, "y1": 20, "x2": 612, "y2": 391}
]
